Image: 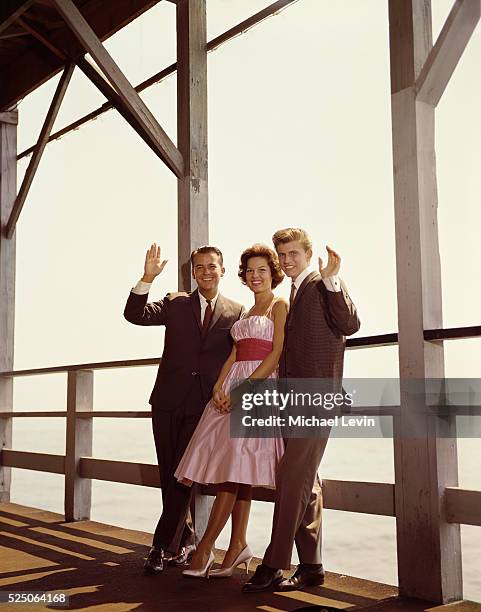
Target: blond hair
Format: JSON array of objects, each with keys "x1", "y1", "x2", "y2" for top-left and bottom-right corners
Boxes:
[{"x1": 272, "y1": 228, "x2": 312, "y2": 252}]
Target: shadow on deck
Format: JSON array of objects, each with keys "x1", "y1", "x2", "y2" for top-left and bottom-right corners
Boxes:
[{"x1": 0, "y1": 503, "x2": 479, "y2": 612}]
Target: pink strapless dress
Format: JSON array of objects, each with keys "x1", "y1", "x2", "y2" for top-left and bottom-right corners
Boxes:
[{"x1": 174, "y1": 315, "x2": 284, "y2": 487}]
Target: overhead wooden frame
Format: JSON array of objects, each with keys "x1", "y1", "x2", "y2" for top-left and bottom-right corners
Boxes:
[
  {"x1": 50, "y1": 0, "x2": 183, "y2": 178},
  {"x1": 0, "y1": 0, "x2": 35, "y2": 36},
  {"x1": 17, "y1": 0, "x2": 299, "y2": 161},
  {"x1": 0, "y1": 0, "x2": 162, "y2": 112},
  {"x1": 16, "y1": 15, "x2": 185, "y2": 173}
]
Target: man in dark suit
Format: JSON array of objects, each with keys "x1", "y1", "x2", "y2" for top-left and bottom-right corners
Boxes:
[
  {"x1": 243, "y1": 228, "x2": 360, "y2": 593},
  {"x1": 124, "y1": 243, "x2": 244, "y2": 573}
]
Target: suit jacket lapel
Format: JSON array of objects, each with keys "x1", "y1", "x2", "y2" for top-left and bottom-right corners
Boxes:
[
  {"x1": 291, "y1": 271, "x2": 320, "y2": 310},
  {"x1": 209, "y1": 294, "x2": 226, "y2": 331},
  {"x1": 190, "y1": 290, "x2": 202, "y2": 333}
]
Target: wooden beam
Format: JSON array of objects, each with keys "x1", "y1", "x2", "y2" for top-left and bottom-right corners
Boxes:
[
  {"x1": 16, "y1": 15, "x2": 67, "y2": 60},
  {"x1": 416, "y1": 0, "x2": 480, "y2": 105},
  {"x1": 0, "y1": 29, "x2": 30, "y2": 41},
  {"x1": 0, "y1": 357, "x2": 161, "y2": 377},
  {"x1": 76, "y1": 58, "x2": 182, "y2": 166},
  {"x1": 6, "y1": 64, "x2": 74, "y2": 239},
  {"x1": 1, "y1": 449, "x2": 64, "y2": 474},
  {"x1": 17, "y1": 0, "x2": 299, "y2": 160},
  {"x1": 0, "y1": 0, "x2": 160, "y2": 111},
  {"x1": 0, "y1": 0, "x2": 35, "y2": 36},
  {"x1": 388, "y1": 1, "x2": 462, "y2": 603},
  {"x1": 16, "y1": 16, "x2": 180, "y2": 168},
  {"x1": 65, "y1": 370, "x2": 93, "y2": 521},
  {"x1": 0, "y1": 112, "x2": 18, "y2": 126},
  {"x1": 176, "y1": 0, "x2": 208, "y2": 290},
  {"x1": 76, "y1": 411, "x2": 151, "y2": 418},
  {"x1": 0, "y1": 411, "x2": 67, "y2": 418},
  {"x1": 51, "y1": 0, "x2": 183, "y2": 178},
  {"x1": 175, "y1": 0, "x2": 211, "y2": 542},
  {"x1": 445, "y1": 487, "x2": 481, "y2": 526},
  {"x1": 0, "y1": 111, "x2": 17, "y2": 503},
  {"x1": 80, "y1": 457, "x2": 160, "y2": 487}
]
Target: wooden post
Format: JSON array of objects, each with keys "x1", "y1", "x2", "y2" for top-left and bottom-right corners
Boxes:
[
  {"x1": 176, "y1": 0, "x2": 208, "y2": 291},
  {"x1": 0, "y1": 110, "x2": 17, "y2": 503},
  {"x1": 388, "y1": 0, "x2": 462, "y2": 603},
  {"x1": 176, "y1": 0, "x2": 212, "y2": 538},
  {"x1": 65, "y1": 370, "x2": 93, "y2": 521}
]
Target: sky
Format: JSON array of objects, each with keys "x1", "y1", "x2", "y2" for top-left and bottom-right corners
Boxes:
[{"x1": 6, "y1": 0, "x2": 481, "y2": 592}]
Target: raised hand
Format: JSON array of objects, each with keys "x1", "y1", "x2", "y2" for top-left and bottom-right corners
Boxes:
[
  {"x1": 318, "y1": 245, "x2": 341, "y2": 279},
  {"x1": 142, "y1": 243, "x2": 168, "y2": 282}
]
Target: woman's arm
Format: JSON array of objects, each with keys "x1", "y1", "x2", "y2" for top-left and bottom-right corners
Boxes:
[
  {"x1": 213, "y1": 345, "x2": 236, "y2": 411},
  {"x1": 214, "y1": 344, "x2": 237, "y2": 391},
  {"x1": 249, "y1": 299, "x2": 289, "y2": 379}
]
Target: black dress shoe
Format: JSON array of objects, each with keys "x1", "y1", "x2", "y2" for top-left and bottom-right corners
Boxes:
[
  {"x1": 167, "y1": 545, "x2": 196, "y2": 567},
  {"x1": 242, "y1": 564, "x2": 283, "y2": 593},
  {"x1": 278, "y1": 564, "x2": 325, "y2": 591},
  {"x1": 144, "y1": 546, "x2": 165, "y2": 574}
]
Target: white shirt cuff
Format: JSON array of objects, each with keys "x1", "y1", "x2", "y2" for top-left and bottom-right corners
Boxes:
[
  {"x1": 132, "y1": 280, "x2": 152, "y2": 295},
  {"x1": 322, "y1": 275, "x2": 341, "y2": 292}
]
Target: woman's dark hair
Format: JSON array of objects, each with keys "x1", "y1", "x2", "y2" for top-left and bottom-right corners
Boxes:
[{"x1": 238, "y1": 244, "x2": 284, "y2": 289}]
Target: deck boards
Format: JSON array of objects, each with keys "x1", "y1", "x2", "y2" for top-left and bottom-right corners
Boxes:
[{"x1": 0, "y1": 503, "x2": 479, "y2": 611}]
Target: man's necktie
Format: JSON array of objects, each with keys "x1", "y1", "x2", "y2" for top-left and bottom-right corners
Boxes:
[
  {"x1": 202, "y1": 299, "x2": 213, "y2": 336},
  {"x1": 289, "y1": 282, "x2": 297, "y2": 307}
]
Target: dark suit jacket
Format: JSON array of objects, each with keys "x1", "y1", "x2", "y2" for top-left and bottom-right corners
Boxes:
[
  {"x1": 124, "y1": 289, "x2": 244, "y2": 412},
  {"x1": 279, "y1": 271, "x2": 360, "y2": 380}
]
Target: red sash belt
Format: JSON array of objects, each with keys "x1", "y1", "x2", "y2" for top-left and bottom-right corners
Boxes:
[{"x1": 236, "y1": 338, "x2": 272, "y2": 361}]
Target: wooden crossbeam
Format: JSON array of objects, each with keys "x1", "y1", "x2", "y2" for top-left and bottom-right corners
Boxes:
[
  {"x1": 77, "y1": 58, "x2": 182, "y2": 164},
  {"x1": 0, "y1": 0, "x2": 160, "y2": 111},
  {"x1": 17, "y1": 16, "x2": 181, "y2": 168},
  {"x1": 0, "y1": 0, "x2": 35, "y2": 36},
  {"x1": 17, "y1": 0, "x2": 299, "y2": 160},
  {"x1": 5, "y1": 64, "x2": 74, "y2": 239},
  {"x1": 51, "y1": 0, "x2": 184, "y2": 178},
  {"x1": 416, "y1": 0, "x2": 480, "y2": 105}
]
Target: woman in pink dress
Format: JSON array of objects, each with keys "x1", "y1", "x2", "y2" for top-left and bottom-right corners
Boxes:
[{"x1": 175, "y1": 244, "x2": 288, "y2": 578}]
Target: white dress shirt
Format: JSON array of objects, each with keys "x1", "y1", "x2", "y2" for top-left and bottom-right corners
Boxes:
[
  {"x1": 131, "y1": 280, "x2": 218, "y2": 324},
  {"x1": 290, "y1": 265, "x2": 341, "y2": 301}
]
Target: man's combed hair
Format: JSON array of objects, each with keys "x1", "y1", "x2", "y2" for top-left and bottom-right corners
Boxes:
[
  {"x1": 272, "y1": 228, "x2": 312, "y2": 252},
  {"x1": 238, "y1": 244, "x2": 284, "y2": 289},
  {"x1": 190, "y1": 245, "x2": 224, "y2": 267}
]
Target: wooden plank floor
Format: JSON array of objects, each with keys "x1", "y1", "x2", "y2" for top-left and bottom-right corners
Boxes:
[{"x1": 0, "y1": 503, "x2": 479, "y2": 612}]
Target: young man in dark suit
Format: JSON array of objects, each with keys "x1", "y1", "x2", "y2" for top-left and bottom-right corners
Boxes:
[
  {"x1": 243, "y1": 228, "x2": 360, "y2": 593},
  {"x1": 124, "y1": 243, "x2": 244, "y2": 573}
]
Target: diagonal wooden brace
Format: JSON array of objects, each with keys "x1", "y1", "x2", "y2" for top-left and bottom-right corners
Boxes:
[
  {"x1": 6, "y1": 64, "x2": 74, "y2": 239},
  {"x1": 51, "y1": 0, "x2": 184, "y2": 178},
  {"x1": 416, "y1": 0, "x2": 480, "y2": 106}
]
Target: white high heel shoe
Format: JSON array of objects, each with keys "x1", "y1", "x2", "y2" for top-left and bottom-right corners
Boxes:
[
  {"x1": 182, "y1": 551, "x2": 215, "y2": 579},
  {"x1": 209, "y1": 545, "x2": 253, "y2": 578}
]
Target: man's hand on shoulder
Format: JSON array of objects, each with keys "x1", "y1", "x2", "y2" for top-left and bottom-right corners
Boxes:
[{"x1": 166, "y1": 292, "x2": 189, "y2": 301}]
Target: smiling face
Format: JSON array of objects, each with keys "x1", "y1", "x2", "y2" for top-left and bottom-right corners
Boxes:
[
  {"x1": 275, "y1": 240, "x2": 312, "y2": 280},
  {"x1": 192, "y1": 252, "x2": 225, "y2": 296},
  {"x1": 245, "y1": 256, "x2": 273, "y2": 294}
]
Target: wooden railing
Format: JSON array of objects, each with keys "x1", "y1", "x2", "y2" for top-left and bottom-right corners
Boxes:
[{"x1": 1, "y1": 326, "x2": 481, "y2": 529}]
